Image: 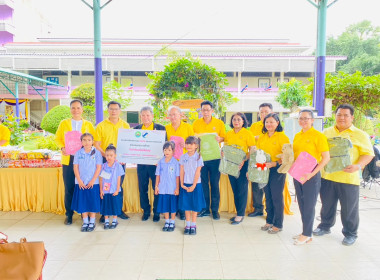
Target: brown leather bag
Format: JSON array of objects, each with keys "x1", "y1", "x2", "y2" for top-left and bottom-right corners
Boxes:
[{"x1": 0, "y1": 232, "x2": 47, "y2": 280}]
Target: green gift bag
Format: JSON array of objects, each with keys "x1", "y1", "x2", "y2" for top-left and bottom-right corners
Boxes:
[
  {"x1": 324, "y1": 137, "x2": 352, "y2": 173},
  {"x1": 198, "y1": 133, "x2": 221, "y2": 161},
  {"x1": 248, "y1": 149, "x2": 271, "y2": 186},
  {"x1": 219, "y1": 145, "x2": 247, "y2": 178}
]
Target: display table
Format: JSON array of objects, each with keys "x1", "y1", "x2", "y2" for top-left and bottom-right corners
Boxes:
[{"x1": 0, "y1": 168, "x2": 293, "y2": 215}]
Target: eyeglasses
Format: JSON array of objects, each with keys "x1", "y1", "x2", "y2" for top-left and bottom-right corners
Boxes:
[
  {"x1": 298, "y1": 117, "x2": 312, "y2": 121},
  {"x1": 108, "y1": 108, "x2": 120, "y2": 111}
]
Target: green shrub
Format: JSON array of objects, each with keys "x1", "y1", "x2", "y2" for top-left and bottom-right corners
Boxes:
[
  {"x1": 36, "y1": 135, "x2": 60, "y2": 151},
  {"x1": 2, "y1": 116, "x2": 30, "y2": 146},
  {"x1": 41, "y1": 105, "x2": 71, "y2": 134}
]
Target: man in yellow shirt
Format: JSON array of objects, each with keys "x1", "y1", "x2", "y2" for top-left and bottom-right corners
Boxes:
[
  {"x1": 165, "y1": 105, "x2": 194, "y2": 220},
  {"x1": 95, "y1": 101, "x2": 130, "y2": 221},
  {"x1": 313, "y1": 104, "x2": 374, "y2": 246},
  {"x1": 0, "y1": 122, "x2": 11, "y2": 146},
  {"x1": 134, "y1": 106, "x2": 166, "y2": 222},
  {"x1": 248, "y1": 103, "x2": 273, "y2": 218},
  {"x1": 193, "y1": 101, "x2": 226, "y2": 220}
]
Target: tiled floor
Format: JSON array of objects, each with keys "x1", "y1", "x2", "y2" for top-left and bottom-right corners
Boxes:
[{"x1": 1, "y1": 183, "x2": 380, "y2": 280}]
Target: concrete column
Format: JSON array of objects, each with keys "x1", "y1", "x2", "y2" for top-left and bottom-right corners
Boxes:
[
  {"x1": 237, "y1": 72, "x2": 241, "y2": 93},
  {"x1": 280, "y1": 72, "x2": 284, "y2": 83}
]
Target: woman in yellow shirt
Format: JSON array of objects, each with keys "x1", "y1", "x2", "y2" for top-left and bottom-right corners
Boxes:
[
  {"x1": 292, "y1": 110, "x2": 330, "y2": 245},
  {"x1": 55, "y1": 100, "x2": 96, "y2": 225},
  {"x1": 257, "y1": 113, "x2": 290, "y2": 234},
  {"x1": 224, "y1": 112, "x2": 255, "y2": 225}
]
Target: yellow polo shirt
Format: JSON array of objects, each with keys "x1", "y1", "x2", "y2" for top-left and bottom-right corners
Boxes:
[
  {"x1": 166, "y1": 122, "x2": 194, "y2": 153},
  {"x1": 249, "y1": 121, "x2": 264, "y2": 137},
  {"x1": 224, "y1": 128, "x2": 255, "y2": 154},
  {"x1": 0, "y1": 123, "x2": 11, "y2": 146},
  {"x1": 322, "y1": 125, "x2": 374, "y2": 185},
  {"x1": 55, "y1": 118, "x2": 96, "y2": 165},
  {"x1": 193, "y1": 117, "x2": 226, "y2": 138},
  {"x1": 95, "y1": 118, "x2": 130, "y2": 151},
  {"x1": 141, "y1": 123, "x2": 154, "y2": 130},
  {"x1": 257, "y1": 131, "x2": 290, "y2": 162},
  {"x1": 293, "y1": 127, "x2": 329, "y2": 162}
]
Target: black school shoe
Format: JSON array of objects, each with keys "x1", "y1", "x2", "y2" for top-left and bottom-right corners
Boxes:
[
  {"x1": 162, "y1": 223, "x2": 170, "y2": 231},
  {"x1": 197, "y1": 209, "x2": 210, "y2": 217},
  {"x1": 142, "y1": 213, "x2": 150, "y2": 221},
  {"x1": 110, "y1": 221, "x2": 119, "y2": 229},
  {"x1": 184, "y1": 227, "x2": 190, "y2": 235},
  {"x1": 80, "y1": 223, "x2": 88, "y2": 232},
  {"x1": 212, "y1": 212, "x2": 220, "y2": 220},
  {"x1": 153, "y1": 213, "x2": 160, "y2": 222},
  {"x1": 87, "y1": 223, "x2": 96, "y2": 232},
  {"x1": 167, "y1": 223, "x2": 175, "y2": 232},
  {"x1": 190, "y1": 226, "x2": 197, "y2": 235}
]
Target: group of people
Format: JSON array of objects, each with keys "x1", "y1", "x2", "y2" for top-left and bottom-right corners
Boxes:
[{"x1": 55, "y1": 99, "x2": 374, "y2": 245}]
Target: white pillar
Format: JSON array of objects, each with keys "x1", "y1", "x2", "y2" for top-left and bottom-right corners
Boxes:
[
  {"x1": 280, "y1": 72, "x2": 284, "y2": 83},
  {"x1": 110, "y1": 70, "x2": 114, "y2": 82},
  {"x1": 237, "y1": 71, "x2": 241, "y2": 94}
]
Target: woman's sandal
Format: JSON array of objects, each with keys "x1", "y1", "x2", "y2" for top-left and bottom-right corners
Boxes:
[
  {"x1": 268, "y1": 227, "x2": 282, "y2": 234},
  {"x1": 261, "y1": 224, "x2": 273, "y2": 231},
  {"x1": 294, "y1": 236, "x2": 312, "y2": 245}
]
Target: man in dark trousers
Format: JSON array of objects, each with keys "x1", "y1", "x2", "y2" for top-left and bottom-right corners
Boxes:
[{"x1": 134, "y1": 106, "x2": 166, "y2": 222}]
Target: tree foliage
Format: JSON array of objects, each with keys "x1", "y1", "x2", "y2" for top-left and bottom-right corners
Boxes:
[
  {"x1": 276, "y1": 79, "x2": 311, "y2": 112},
  {"x1": 41, "y1": 105, "x2": 71, "y2": 134},
  {"x1": 2, "y1": 117, "x2": 30, "y2": 146},
  {"x1": 326, "y1": 20, "x2": 380, "y2": 75},
  {"x1": 147, "y1": 57, "x2": 236, "y2": 122},
  {"x1": 70, "y1": 81, "x2": 132, "y2": 109}
]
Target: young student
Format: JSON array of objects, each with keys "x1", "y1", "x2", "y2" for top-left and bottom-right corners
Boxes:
[
  {"x1": 71, "y1": 133, "x2": 103, "y2": 232},
  {"x1": 178, "y1": 136, "x2": 206, "y2": 235},
  {"x1": 155, "y1": 141, "x2": 180, "y2": 232},
  {"x1": 99, "y1": 144, "x2": 125, "y2": 230}
]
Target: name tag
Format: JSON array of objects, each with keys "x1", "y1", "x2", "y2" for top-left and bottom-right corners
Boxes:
[{"x1": 100, "y1": 170, "x2": 111, "y2": 180}]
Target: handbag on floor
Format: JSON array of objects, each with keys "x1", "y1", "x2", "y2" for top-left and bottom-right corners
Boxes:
[{"x1": 0, "y1": 232, "x2": 47, "y2": 280}]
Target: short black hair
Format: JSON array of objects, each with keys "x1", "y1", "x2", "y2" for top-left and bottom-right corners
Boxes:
[
  {"x1": 105, "y1": 143, "x2": 117, "y2": 153},
  {"x1": 336, "y1": 104, "x2": 354, "y2": 116},
  {"x1": 80, "y1": 133, "x2": 94, "y2": 141},
  {"x1": 259, "y1": 103, "x2": 273, "y2": 110},
  {"x1": 107, "y1": 101, "x2": 121, "y2": 109},
  {"x1": 230, "y1": 112, "x2": 249, "y2": 129},
  {"x1": 163, "y1": 141, "x2": 175, "y2": 151},
  {"x1": 262, "y1": 113, "x2": 283, "y2": 133},
  {"x1": 201, "y1": 100, "x2": 213, "y2": 109},
  {"x1": 70, "y1": 99, "x2": 83, "y2": 107},
  {"x1": 299, "y1": 109, "x2": 314, "y2": 119}
]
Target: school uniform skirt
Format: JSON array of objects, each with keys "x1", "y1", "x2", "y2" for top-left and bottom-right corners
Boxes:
[
  {"x1": 157, "y1": 194, "x2": 178, "y2": 214},
  {"x1": 178, "y1": 183, "x2": 206, "y2": 212},
  {"x1": 71, "y1": 184, "x2": 101, "y2": 213},
  {"x1": 101, "y1": 192, "x2": 122, "y2": 216}
]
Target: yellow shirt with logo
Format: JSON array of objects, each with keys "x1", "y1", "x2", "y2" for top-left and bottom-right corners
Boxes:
[
  {"x1": 256, "y1": 131, "x2": 290, "y2": 162},
  {"x1": 95, "y1": 118, "x2": 130, "y2": 151},
  {"x1": 55, "y1": 118, "x2": 96, "y2": 165},
  {"x1": 193, "y1": 117, "x2": 226, "y2": 138},
  {"x1": 0, "y1": 123, "x2": 11, "y2": 146},
  {"x1": 224, "y1": 128, "x2": 256, "y2": 154},
  {"x1": 141, "y1": 123, "x2": 154, "y2": 130},
  {"x1": 322, "y1": 125, "x2": 374, "y2": 185},
  {"x1": 166, "y1": 122, "x2": 194, "y2": 154},
  {"x1": 249, "y1": 121, "x2": 264, "y2": 137},
  {"x1": 293, "y1": 127, "x2": 329, "y2": 163}
]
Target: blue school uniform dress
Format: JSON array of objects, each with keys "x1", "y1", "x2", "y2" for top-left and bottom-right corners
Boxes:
[
  {"x1": 155, "y1": 157, "x2": 180, "y2": 214},
  {"x1": 71, "y1": 147, "x2": 103, "y2": 213},
  {"x1": 178, "y1": 152, "x2": 206, "y2": 212},
  {"x1": 100, "y1": 161, "x2": 125, "y2": 216}
]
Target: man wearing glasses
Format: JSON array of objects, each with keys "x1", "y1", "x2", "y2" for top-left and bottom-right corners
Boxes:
[
  {"x1": 95, "y1": 101, "x2": 130, "y2": 221},
  {"x1": 193, "y1": 100, "x2": 226, "y2": 220},
  {"x1": 313, "y1": 104, "x2": 374, "y2": 246}
]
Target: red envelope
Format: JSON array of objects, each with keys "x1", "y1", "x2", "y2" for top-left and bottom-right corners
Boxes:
[
  {"x1": 170, "y1": 136, "x2": 184, "y2": 160},
  {"x1": 288, "y1": 152, "x2": 317, "y2": 184},
  {"x1": 64, "y1": 131, "x2": 83, "y2": 155}
]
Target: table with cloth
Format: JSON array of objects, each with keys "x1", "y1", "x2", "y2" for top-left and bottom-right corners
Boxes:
[{"x1": 0, "y1": 167, "x2": 293, "y2": 215}]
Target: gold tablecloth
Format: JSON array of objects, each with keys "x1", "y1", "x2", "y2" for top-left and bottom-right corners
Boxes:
[{"x1": 0, "y1": 168, "x2": 293, "y2": 215}]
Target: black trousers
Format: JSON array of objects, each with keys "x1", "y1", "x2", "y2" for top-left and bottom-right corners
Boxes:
[
  {"x1": 264, "y1": 165, "x2": 286, "y2": 228},
  {"x1": 294, "y1": 172, "x2": 321, "y2": 237},
  {"x1": 251, "y1": 182, "x2": 264, "y2": 212},
  {"x1": 137, "y1": 164, "x2": 158, "y2": 214},
  {"x1": 228, "y1": 161, "x2": 249, "y2": 217},
  {"x1": 200, "y1": 159, "x2": 221, "y2": 213},
  {"x1": 102, "y1": 157, "x2": 126, "y2": 213},
  {"x1": 317, "y1": 178, "x2": 359, "y2": 238},
  {"x1": 62, "y1": 156, "x2": 75, "y2": 217}
]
